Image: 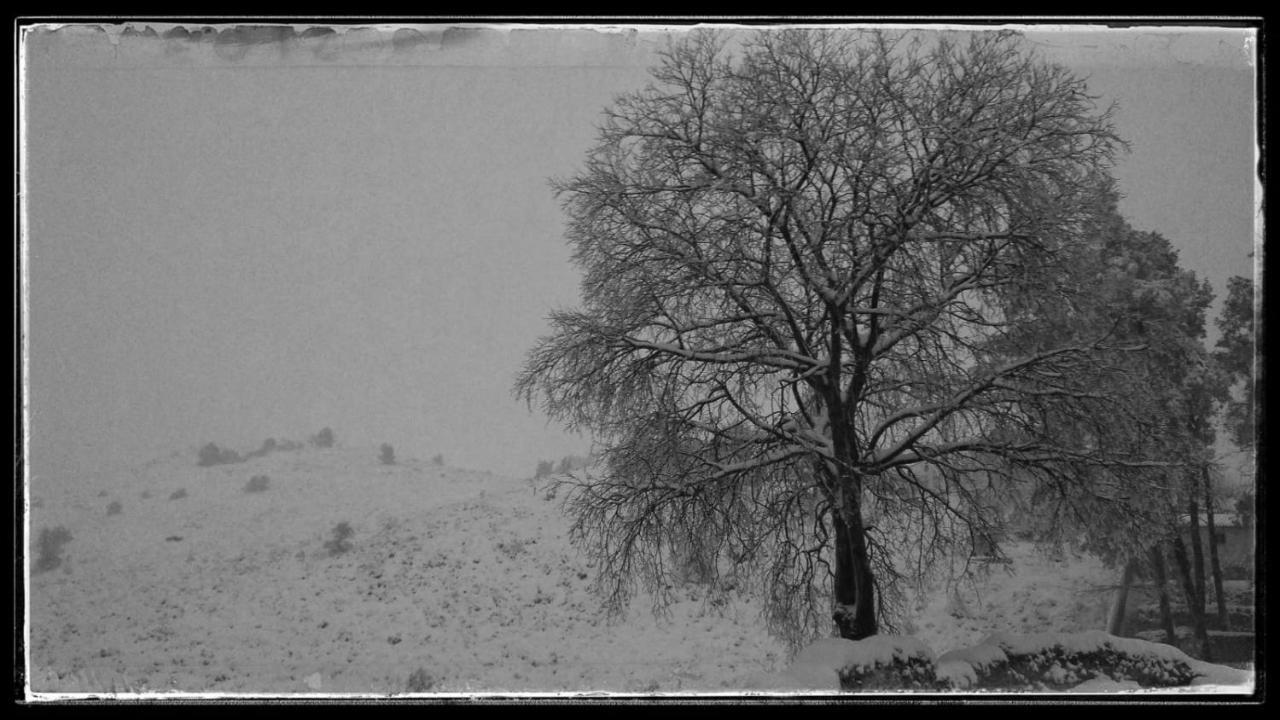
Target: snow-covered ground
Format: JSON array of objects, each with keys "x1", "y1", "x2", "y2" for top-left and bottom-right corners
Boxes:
[
  {"x1": 23, "y1": 446, "x2": 1255, "y2": 698},
  {"x1": 26, "y1": 447, "x2": 786, "y2": 696}
]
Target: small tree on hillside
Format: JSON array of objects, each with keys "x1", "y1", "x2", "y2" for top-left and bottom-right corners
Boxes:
[
  {"x1": 517, "y1": 28, "x2": 1170, "y2": 644},
  {"x1": 311, "y1": 427, "x2": 336, "y2": 448},
  {"x1": 198, "y1": 442, "x2": 242, "y2": 467}
]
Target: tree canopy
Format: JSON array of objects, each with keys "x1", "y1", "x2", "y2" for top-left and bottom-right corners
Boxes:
[
  {"x1": 1215, "y1": 275, "x2": 1257, "y2": 450},
  {"x1": 517, "y1": 28, "x2": 1190, "y2": 645}
]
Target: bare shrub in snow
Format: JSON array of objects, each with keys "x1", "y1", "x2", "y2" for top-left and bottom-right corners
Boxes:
[
  {"x1": 245, "y1": 437, "x2": 278, "y2": 459},
  {"x1": 244, "y1": 475, "x2": 270, "y2": 493},
  {"x1": 198, "y1": 442, "x2": 243, "y2": 467},
  {"x1": 203, "y1": 442, "x2": 241, "y2": 466},
  {"x1": 379, "y1": 443, "x2": 396, "y2": 465},
  {"x1": 324, "y1": 521, "x2": 354, "y2": 556},
  {"x1": 497, "y1": 539, "x2": 528, "y2": 560},
  {"x1": 310, "y1": 427, "x2": 335, "y2": 448},
  {"x1": 34, "y1": 526, "x2": 73, "y2": 573}
]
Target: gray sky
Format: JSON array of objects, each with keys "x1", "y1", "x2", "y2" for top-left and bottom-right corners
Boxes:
[{"x1": 20, "y1": 23, "x2": 1258, "y2": 488}]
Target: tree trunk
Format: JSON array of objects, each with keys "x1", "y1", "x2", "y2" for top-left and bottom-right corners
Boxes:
[
  {"x1": 1187, "y1": 495, "x2": 1207, "y2": 612},
  {"x1": 831, "y1": 503, "x2": 877, "y2": 640},
  {"x1": 1107, "y1": 559, "x2": 1137, "y2": 637},
  {"x1": 1203, "y1": 466, "x2": 1230, "y2": 630},
  {"x1": 1171, "y1": 535, "x2": 1213, "y2": 662},
  {"x1": 1147, "y1": 544, "x2": 1178, "y2": 646}
]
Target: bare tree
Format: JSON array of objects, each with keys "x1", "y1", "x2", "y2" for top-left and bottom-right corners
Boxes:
[{"x1": 517, "y1": 28, "x2": 1169, "y2": 643}]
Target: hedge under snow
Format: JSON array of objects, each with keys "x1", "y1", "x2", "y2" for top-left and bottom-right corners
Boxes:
[{"x1": 771, "y1": 631, "x2": 1209, "y2": 692}]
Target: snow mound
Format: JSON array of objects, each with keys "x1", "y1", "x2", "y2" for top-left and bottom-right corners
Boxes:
[
  {"x1": 780, "y1": 636, "x2": 935, "y2": 692},
  {"x1": 935, "y1": 643, "x2": 1008, "y2": 690},
  {"x1": 1186, "y1": 659, "x2": 1254, "y2": 692}
]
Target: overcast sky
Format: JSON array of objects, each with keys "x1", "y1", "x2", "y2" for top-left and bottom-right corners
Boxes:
[{"x1": 20, "y1": 23, "x2": 1258, "y2": 488}]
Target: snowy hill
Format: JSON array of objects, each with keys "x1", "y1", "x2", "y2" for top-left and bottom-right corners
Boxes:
[
  {"x1": 24, "y1": 443, "x2": 1249, "y2": 696},
  {"x1": 26, "y1": 446, "x2": 787, "y2": 695}
]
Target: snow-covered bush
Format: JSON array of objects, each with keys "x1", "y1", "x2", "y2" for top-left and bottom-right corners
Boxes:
[
  {"x1": 324, "y1": 521, "x2": 354, "y2": 556},
  {"x1": 935, "y1": 643, "x2": 1014, "y2": 689},
  {"x1": 245, "y1": 437, "x2": 278, "y2": 460},
  {"x1": 940, "y1": 631, "x2": 1198, "y2": 690},
  {"x1": 198, "y1": 442, "x2": 243, "y2": 467},
  {"x1": 783, "y1": 636, "x2": 937, "y2": 691},
  {"x1": 405, "y1": 667, "x2": 434, "y2": 692},
  {"x1": 310, "y1": 427, "x2": 335, "y2": 448},
  {"x1": 34, "y1": 526, "x2": 73, "y2": 573}
]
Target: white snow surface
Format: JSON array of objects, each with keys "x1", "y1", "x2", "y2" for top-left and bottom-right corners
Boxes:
[
  {"x1": 935, "y1": 642, "x2": 1008, "y2": 689},
  {"x1": 24, "y1": 446, "x2": 1256, "y2": 698},
  {"x1": 25, "y1": 448, "x2": 789, "y2": 697},
  {"x1": 764, "y1": 635, "x2": 933, "y2": 692}
]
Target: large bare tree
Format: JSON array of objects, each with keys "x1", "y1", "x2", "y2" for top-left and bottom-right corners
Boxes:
[{"x1": 516, "y1": 28, "x2": 1171, "y2": 643}]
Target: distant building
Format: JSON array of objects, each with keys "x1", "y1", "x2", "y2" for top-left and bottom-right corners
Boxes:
[{"x1": 1181, "y1": 511, "x2": 1254, "y2": 570}]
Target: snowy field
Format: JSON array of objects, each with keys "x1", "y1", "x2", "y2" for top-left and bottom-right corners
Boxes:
[{"x1": 24, "y1": 446, "x2": 1254, "y2": 697}]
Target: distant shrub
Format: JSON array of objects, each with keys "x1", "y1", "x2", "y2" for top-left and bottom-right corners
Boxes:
[
  {"x1": 497, "y1": 538, "x2": 528, "y2": 560},
  {"x1": 324, "y1": 521, "x2": 354, "y2": 556},
  {"x1": 379, "y1": 443, "x2": 396, "y2": 465},
  {"x1": 245, "y1": 437, "x2": 279, "y2": 460},
  {"x1": 432, "y1": 453, "x2": 444, "y2": 466},
  {"x1": 244, "y1": 475, "x2": 270, "y2": 493},
  {"x1": 405, "y1": 668, "x2": 435, "y2": 693},
  {"x1": 534, "y1": 460, "x2": 554, "y2": 479},
  {"x1": 169, "y1": 488, "x2": 188, "y2": 500},
  {"x1": 310, "y1": 427, "x2": 336, "y2": 448},
  {"x1": 198, "y1": 442, "x2": 243, "y2": 467},
  {"x1": 106, "y1": 500, "x2": 123, "y2": 516},
  {"x1": 35, "y1": 526, "x2": 73, "y2": 573}
]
